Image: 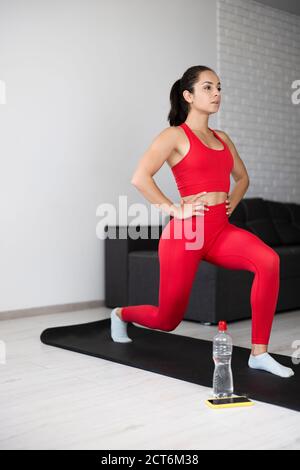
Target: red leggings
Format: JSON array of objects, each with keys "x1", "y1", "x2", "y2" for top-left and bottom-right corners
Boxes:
[{"x1": 121, "y1": 201, "x2": 280, "y2": 344}]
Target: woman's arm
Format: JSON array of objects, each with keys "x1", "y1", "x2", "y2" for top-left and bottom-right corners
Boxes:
[
  {"x1": 131, "y1": 127, "x2": 179, "y2": 217},
  {"x1": 215, "y1": 130, "x2": 250, "y2": 215}
]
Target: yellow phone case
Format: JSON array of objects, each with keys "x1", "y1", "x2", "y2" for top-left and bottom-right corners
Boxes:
[{"x1": 205, "y1": 396, "x2": 254, "y2": 409}]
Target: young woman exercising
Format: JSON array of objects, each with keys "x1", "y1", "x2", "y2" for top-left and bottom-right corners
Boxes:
[{"x1": 110, "y1": 65, "x2": 294, "y2": 378}]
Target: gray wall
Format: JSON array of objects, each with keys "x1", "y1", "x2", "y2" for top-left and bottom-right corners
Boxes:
[
  {"x1": 0, "y1": 0, "x2": 218, "y2": 313},
  {"x1": 217, "y1": 0, "x2": 300, "y2": 202}
]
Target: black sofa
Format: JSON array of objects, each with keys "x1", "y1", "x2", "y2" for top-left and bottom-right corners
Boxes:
[{"x1": 105, "y1": 197, "x2": 300, "y2": 324}]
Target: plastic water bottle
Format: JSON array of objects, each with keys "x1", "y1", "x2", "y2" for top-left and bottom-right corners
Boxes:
[{"x1": 213, "y1": 320, "x2": 234, "y2": 398}]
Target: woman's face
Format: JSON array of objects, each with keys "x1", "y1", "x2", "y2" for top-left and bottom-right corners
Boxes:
[{"x1": 184, "y1": 71, "x2": 222, "y2": 114}]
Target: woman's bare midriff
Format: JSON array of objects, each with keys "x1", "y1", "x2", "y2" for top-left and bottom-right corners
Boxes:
[{"x1": 181, "y1": 191, "x2": 228, "y2": 206}]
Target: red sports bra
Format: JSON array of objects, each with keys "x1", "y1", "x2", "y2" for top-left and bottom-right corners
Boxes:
[{"x1": 171, "y1": 122, "x2": 234, "y2": 197}]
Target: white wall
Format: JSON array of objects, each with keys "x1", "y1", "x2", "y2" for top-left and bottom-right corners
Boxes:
[
  {"x1": 217, "y1": 0, "x2": 300, "y2": 202},
  {"x1": 0, "y1": 0, "x2": 218, "y2": 313}
]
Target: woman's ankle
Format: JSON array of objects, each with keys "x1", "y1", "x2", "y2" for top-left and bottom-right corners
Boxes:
[
  {"x1": 251, "y1": 344, "x2": 268, "y2": 356},
  {"x1": 117, "y1": 307, "x2": 123, "y2": 320}
]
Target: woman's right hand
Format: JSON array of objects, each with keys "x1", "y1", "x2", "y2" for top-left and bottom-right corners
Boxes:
[{"x1": 171, "y1": 192, "x2": 210, "y2": 219}]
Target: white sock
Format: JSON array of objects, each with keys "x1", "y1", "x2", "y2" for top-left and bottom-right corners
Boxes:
[
  {"x1": 248, "y1": 352, "x2": 294, "y2": 378},
  {"x1": 110, "y1": 307, "x2": 132, "y2": 343}
]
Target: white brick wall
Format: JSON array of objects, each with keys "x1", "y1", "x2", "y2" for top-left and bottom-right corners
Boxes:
[{"x1": 217, "y1": 0, "x2": 300, "y2": 202}]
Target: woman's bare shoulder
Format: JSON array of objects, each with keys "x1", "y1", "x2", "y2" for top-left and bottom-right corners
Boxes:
[
  {"x1": 158, "y1": 125, "x2": 182, "y2": 138},
  {"x1": 150, "y1": 125, "x2": 183, "y2": 149}
]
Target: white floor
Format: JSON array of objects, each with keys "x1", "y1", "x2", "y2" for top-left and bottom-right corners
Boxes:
[{"x1": 0, "y1": 307, "x2": 299, "y2": 450}]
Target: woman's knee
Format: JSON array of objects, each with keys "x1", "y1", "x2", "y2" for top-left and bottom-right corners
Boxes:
[
  {"x1": 261, "y1": 248, "x2": 280, "y2": 273},
  {"x1": 270, "y1": 249, "x2": 280, "y2": 269},
  {"x1": 151, "y1": 314, "x2": 182, "y2": 332}
]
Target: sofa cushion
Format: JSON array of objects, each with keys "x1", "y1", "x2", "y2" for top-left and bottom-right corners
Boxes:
[
  {"x1": 128, "y1": 251, "x2": 159, "y2": 304},
  {"x1": 275, "y1": 245, "x2": 300, "y2": 279},
  {"x1": 128, "y1": 250, "x2": 220, "y2": 282},
  {"x1": 266, "y1": 200, "x2": 300, "y2": 245},
  {"x1": 231, "y1": 198, "x2": 281, "y2": 246},
  {"x1": 228, "y1": 201, "x2": 250, "y2": 229},
  {"x1": 286, "y1": 203, "x2": 300, "y2": 230}
]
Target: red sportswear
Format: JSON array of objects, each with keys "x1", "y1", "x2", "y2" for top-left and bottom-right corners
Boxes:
[{"x1": 171, "y1": 122, "x2": 234, "y2": 197}]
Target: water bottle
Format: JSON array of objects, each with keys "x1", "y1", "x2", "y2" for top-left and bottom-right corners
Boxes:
[{"x1": 212, "y1": 320, "x2": 234, "y2": 398}]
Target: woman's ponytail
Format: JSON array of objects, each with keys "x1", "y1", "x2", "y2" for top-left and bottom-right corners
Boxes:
[
  {"x1": 167, "y1": 65, "x2": 215, "y2": 126},
  {"x1": 167, "y1": 78, "x2": 187, "y2": 126}
]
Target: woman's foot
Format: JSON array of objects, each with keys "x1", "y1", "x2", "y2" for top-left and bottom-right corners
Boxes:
[
  {"x1": 248, "y1": 352, "x2": 294, "y2": 378},
  {"x1": 110, "y1": 307, "x2": 132, "y2": 343}
]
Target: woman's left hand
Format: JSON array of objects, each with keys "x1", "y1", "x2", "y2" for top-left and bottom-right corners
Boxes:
[{"x1": 225, "y1": 194, "x2": 233, "y2": 216}]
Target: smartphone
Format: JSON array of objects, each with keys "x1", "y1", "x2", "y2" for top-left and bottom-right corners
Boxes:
[{"x1": 205, "y1": 396, "x2": 254, "y2": 409}]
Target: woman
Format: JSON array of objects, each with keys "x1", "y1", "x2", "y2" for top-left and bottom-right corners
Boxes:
[{"x1": 110, "y1": 65, "x2": 294, "y2": 378}]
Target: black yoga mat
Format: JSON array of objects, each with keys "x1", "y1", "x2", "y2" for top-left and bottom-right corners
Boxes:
[{"x1": 40, "y1": 319, "x2": 299, "y2": 412}]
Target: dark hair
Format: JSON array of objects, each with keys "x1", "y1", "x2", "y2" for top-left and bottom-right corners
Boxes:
[{"x1": 167, "y1": 65, "x2": 216, "y2": 126}]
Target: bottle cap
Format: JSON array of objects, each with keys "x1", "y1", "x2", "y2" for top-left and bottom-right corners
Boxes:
[{"x1": 218, "y1": 320, "x2": 227, "y2": 331}]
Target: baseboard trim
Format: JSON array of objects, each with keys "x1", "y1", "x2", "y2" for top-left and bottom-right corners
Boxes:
[{"x1": 0, "y1": 300, "x2": 105, "y2": 321}]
